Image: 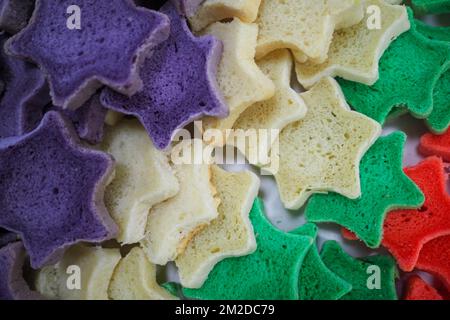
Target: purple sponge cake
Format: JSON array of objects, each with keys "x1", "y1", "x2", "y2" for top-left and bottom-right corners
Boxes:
[
  {"x1": 0, "y1": 111, "x2": 117, "y2": 268},
  {"x1": 102, "y1": 1, "x2": 227, "y2": 149},
  {"x1": 6, "y1": 0, "x2": 170, "y2": 110},
  {"x1": 0, "y1": 32, "x2": 49, "y2": 139},
  {"x1": 0, "y1": 0, "x2": 34, "y2": 34},
  {"x1": 49, "y1": 94, "x2": 107, "y2": 145},
  {"x1": 0, "y1": 242, "x2": 42, "y2": 300}
]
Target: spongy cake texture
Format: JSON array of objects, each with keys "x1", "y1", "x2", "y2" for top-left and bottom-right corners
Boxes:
[
  {"x1": 0, "y1": 242, "x2": 41, "y2": 300},
  {"x1": 183, "y1": 198, "x2": 313, "y2": 300},
  {"x1": 7, "y1": 0, "x2": 170, "y2": 109},
  {"x1": 36, "y1": 245, "x2": 120, "y2": 300},
  {"x1": 306, "y1": 132, "x2": 425, "y2": 248},
  {"x1": 320, "y1": 241, "x2": 398, "y2": 300},
  {"x1": 255, "y1": 0, "x2": 364, "y2": 62},
  {"x1": 404, "y1": 275, "x2": 443, "y2": 300},
  {"x1": 0, "y1": 112, "x2": 117, "y2": 269},
  {"x1": 338, "y1": 10, "x2": 450, "y2": 124},
  {"x1": 201, "y1": 18, "x2": 275, "y2": 141},
  {"x1": 108, "y1": 247, "x2": 177, "y2": 300},
  {"x1": 50, "y1": 94, "x2": 106, "y2": 145},
  {"x1": 101, "y1": 1, "x2": 227, "y2": 150},
  {"x1": 416, "y1": 235, "x2": 450, "y2": 291},
  {"x1": 291, "y1": 224, "x2": 352, "y2": 300},
  {"x1": 189, "y1": 0, "x2": 261, "y2": 32},
  {"x1": 381, "y1": 157, "x2": 450, "y2": 272},
  {"x1": 0, "y1": 32, "x2": 49, "y2": 139},
  {"x1": 231, "y1": 49, "x2": 306, "y2": 162},
  {"x1": 0, "y1": 0, "x2": 34, "y2": 34},
  {"x1": 295, "y1": 0, "x2": 410, "y2": 88},
  {"x1": 272, "y1": 77, "x2": 381, "y2": 210},
  {"x1": 412, "y1": 0, "x2": 450, "y2": 14},
  {"x1": 415, "y1": 21, "x2": 450, "y2": 133},
  {"x1": 419, "y1": 129, "x2": 450, "y2": 161},
  {"x1": 100, "y1": 119, "x2": 179, "y2": 244},
  {"x1": 141, "y1": 142, "x2": 219, "y2": 265},
  {"x1": 176, "y1": 166, "x2": 259, "y2": 289}
]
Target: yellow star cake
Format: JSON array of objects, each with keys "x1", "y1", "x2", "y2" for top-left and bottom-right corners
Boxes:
[
  {"x1": 231, "y1": 49, "x2": 307, "y2": 162},
  {"x1": 189, "y1": 0, "x2": 262, "y2": 32},
  {"x1": 269, "y1": 77, "x2": 381, "y2": 210},
  {"x1": 201, "y1": 18, "x2": 275, "y2": 145},
  {"x1": 108, "y1": 247, "x2": 178, "y2": 300},
  {"x1": 255, "y1": 0, "x2": 364, "y2": 63},
  {"x1": 35, "y1": 245, "x2": 121, "y2": 300},
  {"x1": 176, "y1": 166, "x2": 260, "y2": 288},
  {"x1": 99, "y1": 120, "x2": 179, "y2": 244},
  {"x1": 141, "y1": 140, "x2": 220, "y2": 265},
  {"x1": 296, "y1": 0, "x2": 410, "y2": 88}
]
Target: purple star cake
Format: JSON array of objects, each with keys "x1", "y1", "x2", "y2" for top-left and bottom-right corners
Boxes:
[
  {"x1": 0, "y1": 32, "x2": 50, "y2": 139},
  {"x1": 49, "y1": 94, "x2": 107, "y2": 145},
  {"x1": 0, "y1": 0, "x2": 34, "y2": 34},
  {"x1": 0, "y1": 242, "x2": 42, "y2": 300},
  {"x1": 101, "y1": 1, "x2": 227, "y2": 149},
  {"x1": 6, "y1": 0, "x2": 170, "y2": 110},
  {"x1": 0, "y1": 111, "x2": 118, "y2": 268}
]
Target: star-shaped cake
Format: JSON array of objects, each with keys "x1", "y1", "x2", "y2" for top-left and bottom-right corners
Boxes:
[{"x1": 0, "y1": 111, "x2": 118, "y2": 268}]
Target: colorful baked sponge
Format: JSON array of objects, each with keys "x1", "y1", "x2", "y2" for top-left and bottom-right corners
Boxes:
[
  {"x1": 338, "y1": 9, "x2": 450, "y2": 124},
  {"x1": 231, "y1": 49, "x2": 307, "y2": 161},
  {"x1": 6, "y1": 0, "x2": 170, "y2": 110},
  {"x1": 36, "y1": 244, "x2": 121, "y2": 300},
  {"x1": 412, "y1": 0, "x2": 450, "y2": 14},
  {"x1": 415, "y1": 21, "x2": 450, "y2": 133},
  {"x1": 99, "y1": 119, "x2": 179, "y2": 244},
  {"x1": 269, "y1": 77, "x2": 380, "y2": 210},
  {"x1": 255, "y1": 0, "x2": 364, "y2": 62},
  {"x1": 292, "y1": 224, "x2": 352, "y2": 300},
  {"x1": 141, "y1": 140, "x2": 220, "y2": 266},
  {"x1": 0, "y1": 0, "x2": 34, "y2": 34},
  {"x1": 0, "y1": 111, "x2": 118, "y2": 268},
  {"x1": 182, "y1": 198, "x2": 313, "y2": 300},
  {"x1": 0, "y1": 242, "x2": 42, "y2": 300},
  {"x1": 403, "y1": 275, "x2": 443, "y2": 300},
  {"x1": 188, "y1": 0, "x2": 261, "y2": 32},
  {"x1": 295, "y1": 0, "x2": 410, "y2": 88},
  {"x1": 382, "y1": 157, "x2": 450, "y2": 271},
  {"x1": 102, "y1": 1, "x2": 227, "y2": 150},
  {"x1": 200, "y1": 18, "x2": 274, "y2": 142},
  {"x1": 109, "y1": 247, "x2": 178, "y2": 300},
  {"x1": 416, "y1": 235, "x2": 450, "y2": 292},
  {"x1": 0, "y1": 32, "x2": 49, "y2": 139},
  {"x1": 306, "y1": 132, "x2": 425, "y2": 248},
  {"x1": 419, "y1": 128, "x2": 450, "y2": 161},
  {"x1": 320, "y1": 241, "x2": 398, "y2": 300},
  {"x1": 343, "y1": 157, "x2": 450, "y2": 272},
  {"x1": 176, "y1": 166, "x2": 260, "y2": 289},
  {"x1": 49, "y1": 94, "x2": 107, "y2": 145}
]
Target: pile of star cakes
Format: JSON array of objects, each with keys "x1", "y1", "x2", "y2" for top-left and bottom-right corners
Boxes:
[{"x1": 1, "y1": 0, "x2": 450, "y2": 300}]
